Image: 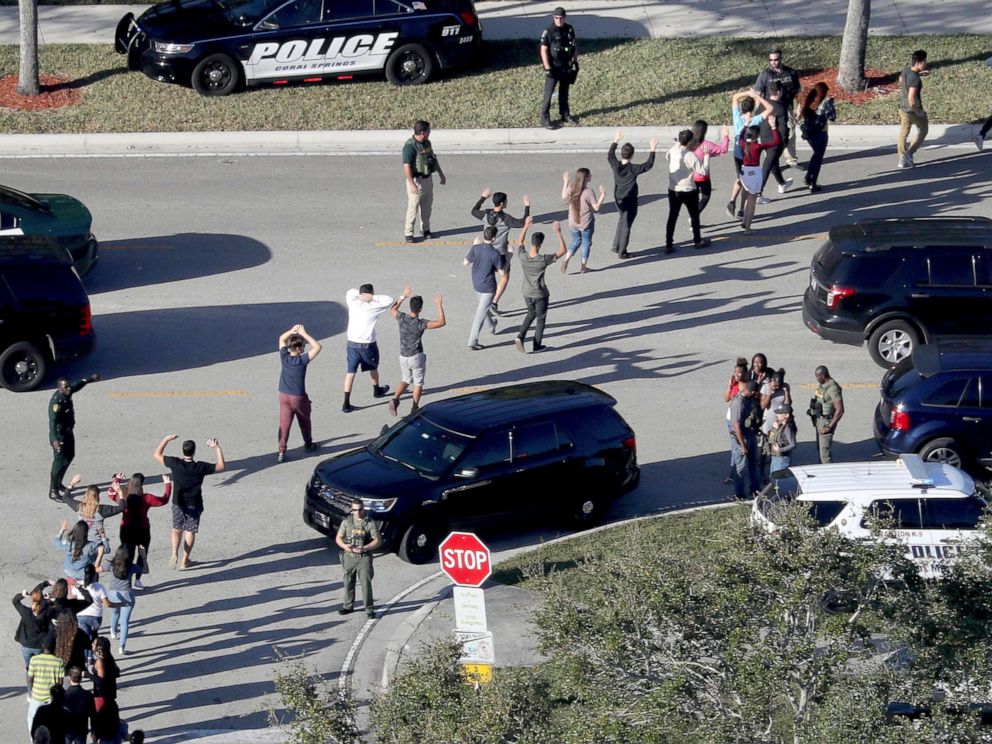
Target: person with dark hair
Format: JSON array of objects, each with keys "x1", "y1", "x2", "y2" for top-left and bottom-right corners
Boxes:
[
  {"x1": 30, "y1": 683, "x2": 66, "y2": 743},
  {"x1": 560, "y1": 167, "x2": 606, "y2": 273},
  {"x1": 402, "y1": 120, "x2": 445, "y2": 242},
  {"x1": 275, "y1": 324, "x2": 322, "y2": 462},
  {"x1": 730, "y1": 380, "x2": 762, "y2": 500},
  {"x1": 108, "y1": 472, "x2": 172, "y2": 585},
  {"x1": 750, "y1": 353, "x2": 769, "y2": 386},
  {"x1": 63, "y1": 666, "x2": 95, "y2": 744},
  {"x1": 757, "y1": 80, "x2": 793, "y2": 198},
  {"x1": 90, "y1": 636, "x2": 119, "y2": 713},
  {"x1": 153, "y1": 434, "x2": 224, "y2": 570},
  {"x1": 91, "y1": 697, "x2": 125, "y2": 744},
  {"x1": 768, "y1": 403, "x2": 798, "y2": 474},
  {"x1": 739, "y1": 116, "x2": 782, "y2": 233},
  {"x1": 799, "y1": 82, "x2": 837, "y2": 192},
  {"x1": 46, "y1": 579, "x2": 93, "y2": 625},
  {"x1": 33, "y1": 727, "x2": 52, "y2": 744},
  {"x1": 515, "y1": 218, "x2": 567, "y2": 353},
  {"x1": 760, "y1": 370, "x2": 791, "y2": 486},
  {"x1": 812, "y1": 366, "x2": 844, "y2": 463},
  {"x1": 102, "y1": 546, "x2": 140, "y2": 656},
  {"x1": 387, "y1": 287, "x2": 446, "y2": 416},
  {"x1": 130, "y1": 732, "x2": 145, "y2": 744},
  {"x1": 61, "y1": 477, "x2": 123, "y2": 560},
  {"x1": 727, "y1": 90, "x2": 769, "y2": 219},
  {"x1": 664, "y1": 129, "x2": 710, "y2": 253},
  {"x1": 607, "y1": 129, "x2": 656, "y2": 259},
  {"x1": 48, "y1": 374, "x2": 100, "y2": 501},
  {"x1": 464, "y1": 227, "x2": 505, "y2": 350},
  {"x1": 470, "y1": 187, "x2": 530, "y2": 314},
  {"x1": 14, "y1": 581, "x2": 53, "y2": 681},
  {"x1": 897, "y1": 49, "x2": 928, "y2": 168},
  {"x1": 54, "y1": 608, "x2": 89, "y2": 677},
  {"x1": 54, "y1": 519, "x2": 100, "y2": 583},
  {"x1": 689, "y1": 120, "x2": 730, "y2": 223},
  {"x1": 76, "y1": 565, "x2": 114, "y2": 639},
  {"x1": 342, "y1": 284, "x2": 394, "y2": 412},
  {"x1": 27, "y1": 638, "x2": 63, "y2": 735},
  {"x1": 539, "y1": 6, "x2": 578, "y2": 129},
  {"x1": 723, "y1": 357, "x2": 749, "y2": 485},
  {"x1": 335, "y1": 498, "x2": 382, "y2": 618},
  {"x1": 754, "y1": 48, "x2": 802, "y2": 167}
]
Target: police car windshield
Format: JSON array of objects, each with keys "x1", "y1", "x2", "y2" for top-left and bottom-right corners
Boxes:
[
  {"x1": 370, "y1": 417, "x2": 470, "y2": 477},
  {"x1": 217, "y1": 0, "x2": 283, "y2": 25}
]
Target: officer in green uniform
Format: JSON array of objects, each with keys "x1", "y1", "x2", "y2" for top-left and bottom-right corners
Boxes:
[
  {"x1": 812, "y1": 365, "x2": 844, "y2": 463},
  {"x1": 335, "y1": 498, "x2": 382, "y2": 618},
  {"x1": 49, "y1": 374, "x2": 100, "y2": 500},
  {"x1": 402, "y1": 120, "x2": 446, "y2": 243}
]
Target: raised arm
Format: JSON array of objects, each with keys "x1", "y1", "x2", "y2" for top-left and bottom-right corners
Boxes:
[
  {"x1": 208, "y1": 438, "x2": 225, "y2": 473},
  {"x1": 153, "y1": 434, "x2": 177, "y2": 465},
  {"x1": 551, "y1": 221, "x2": 568, "y2": 258},
  {"x1": 426, "y1": 292, "x2": 446, "y2": 330},
  {"x1": 391, "y1": 286, "x2": 413, "y2": 318},
  {"x1": 471, "y1": 188, "x2": 490, "y2": 219},
  {"x1": 278, "y1": 326, "x2": 297, "y2": 350},
  {"x1": 297, "y1": 324, "x2": 322, "y2": 361}
]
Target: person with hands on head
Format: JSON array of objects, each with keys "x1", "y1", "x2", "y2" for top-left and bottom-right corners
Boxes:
[
  {"x1": 608, "y1": 129, "x2": 656, "y2": 259},
  {"x1": 61, "y1": 475, "x2": 123, "y2": 560},
  {"x1": 727, "y1": 90, "x2": 768, "y2": 219},
  {"x1": 515, "y1": 217, "x2": 567, "y2": 353},
  {"x1": 738, "y1": 114, "x2": 782, "y2": 233},
  {"x1": 387, "y1": 287, "x2": 446, "y2": 417},
  {"x1": 335, "y1": 498, "x2": 382, "y2": 619},
  {"x1": 48, "y1": 373, "x2": 100, "y2": 501},
  {"x1": 13, "y1": 581, "x2": 52, "y2": 683},
  {"x1": 154, "y1": 434, "x2": 224, "y2": 570},
  {"x1": 276, "y1": 324, "x2": 321, "y2": 462},
  {"x1": 560, "y1": 168, "x2": 606, "y2": 274},
  {"x1": 470, "y1": 187, "x2": 530, "y2": 315},
  {"x1": 342, "y1": 284, "x2": 393, "y2": 412}
]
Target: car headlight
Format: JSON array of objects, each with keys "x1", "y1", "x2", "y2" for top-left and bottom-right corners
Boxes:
[
  {"x1": 362, "y1": 497, "x2": 397, "y2": 513},
  {"x1": 153, "y1": 41, "x2": 195, "y2": 54}
]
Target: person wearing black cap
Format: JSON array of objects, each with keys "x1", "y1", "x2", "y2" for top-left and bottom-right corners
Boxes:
[{"x1": 540, "y1": 7, "x2": 578, "y2": 130}]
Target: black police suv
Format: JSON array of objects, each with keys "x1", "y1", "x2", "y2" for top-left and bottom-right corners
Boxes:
[
  {"x1": 0, "y1": 184, "x2": 98, "y2": 276},
  {"x1": 304, "y1": 381, "x2": 640, "y2": 564},
  {"x1": 802, "y1": 216, "x2": 992, "y2": 368},
  {"x1": 874, "y1": 342, "x2": 992, "y2": 473},
  {"x1": 0, "y1": 237, "x2": 95, "y2": 392},
  {"x1": 114, "y1": 0, "x2": 483, "y2": 96}
]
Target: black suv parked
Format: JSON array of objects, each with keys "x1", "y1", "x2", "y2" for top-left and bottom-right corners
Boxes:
[
  {"x1": 303, "y1": 381, "x2": 639, "y2": 564},
  {"x1": 802, "y1": 216, "x2": 992, "y2": 368},
  {"x1": 0, "y1": 237, "x2": 95, "y2": 392}
]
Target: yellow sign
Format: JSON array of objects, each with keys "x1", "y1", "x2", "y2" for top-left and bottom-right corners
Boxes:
[{"x1": 461, "y1": 663, "x2": 493, "y2": 686}]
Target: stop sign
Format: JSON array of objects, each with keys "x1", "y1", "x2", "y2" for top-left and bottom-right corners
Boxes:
[{"x1": 439, "y1": 531, "x2": 492, "y2": 587}]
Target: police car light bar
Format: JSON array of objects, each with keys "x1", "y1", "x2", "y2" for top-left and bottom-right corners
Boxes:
[{"x1": 898, "y1": 454, "x2": 934, "y2": 487}]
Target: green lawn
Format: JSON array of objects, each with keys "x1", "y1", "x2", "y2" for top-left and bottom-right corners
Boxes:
[{"x1": 1, "y1": 35, "x2": 990, "y2": 133}]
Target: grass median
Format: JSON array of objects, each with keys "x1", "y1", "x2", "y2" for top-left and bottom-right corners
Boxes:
[{"x1": 1, "y1": 34, "x2": 990, "y2": 134}]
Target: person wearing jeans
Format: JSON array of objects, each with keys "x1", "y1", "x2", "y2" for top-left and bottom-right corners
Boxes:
[
  {"x1": 463, "y1": 228, "x2": 504, "y2": 350},
  {"x1": 730, "y1": 381, "x2": 762, "y2": 499},
  {"x1": 560, "y1": 167, "x2": 605, "y2": 273},
  {"x1": 514, "y1": 218, "x2": 567, "y2": 353},
  {"x1": 665, "y1": 129, "x2": 711, "y2": 252},
  {"x1": 767, "y1": 403, "x2": 797, "y2": 475},
  {"x1": 104, "y1": 545, "x2": 140, "y2": 655}
]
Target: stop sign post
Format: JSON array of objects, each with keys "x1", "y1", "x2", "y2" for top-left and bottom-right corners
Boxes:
[{"x1": 439, "y1": 531, "x2": 492, "y2": 587}]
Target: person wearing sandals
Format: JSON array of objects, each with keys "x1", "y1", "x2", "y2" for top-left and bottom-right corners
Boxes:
[
  {"x1": 154, "y1": 434, "x2": 225, "y2": 570},
  {"x1": 108, "y1": 472, "x2": 172, "y2": 589}
]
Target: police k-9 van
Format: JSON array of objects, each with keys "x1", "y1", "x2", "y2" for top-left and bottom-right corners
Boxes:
[
  {"x1": 114, "y1": 0, "x2": 482, "y2": 96},
  {"x1": 752, "y1": 455, "x2": 988, "y2": 580}
]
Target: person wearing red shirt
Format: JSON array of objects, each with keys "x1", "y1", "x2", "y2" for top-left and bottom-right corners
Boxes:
[{"x1": 108, "y1": 472, "x2": 171, "y2": 588}]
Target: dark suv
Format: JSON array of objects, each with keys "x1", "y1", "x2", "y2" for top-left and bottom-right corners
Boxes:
[
  {"x1": 303, "y1": 381, "x2": 639, "y2": 564},
  {"x1": 874, "y1": 342, "x2": 992, "y2": 472},
  {"x1": 802, "y1": 216, "x2": 992, "y2": 368},
  {"x1": 0, "y1": 237, "x2": 96, "y2": 392}
]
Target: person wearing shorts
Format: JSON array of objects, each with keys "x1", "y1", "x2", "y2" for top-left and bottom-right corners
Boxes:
[
  {"x1": 387, "y1": 287, "x2": 446, "y2": 417},
  {"x1": 343, "y1": 283, "x2": 394, "y2": 413}
]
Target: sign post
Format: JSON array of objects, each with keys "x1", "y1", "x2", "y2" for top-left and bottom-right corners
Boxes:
[{"x1": 439, "y1": 531, "x2": 494, "y2": 684}]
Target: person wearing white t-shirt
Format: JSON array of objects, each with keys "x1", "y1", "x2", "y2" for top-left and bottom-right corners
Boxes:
[{"x1": 343, "y1": 283, "x2": 394, "y2": 413}]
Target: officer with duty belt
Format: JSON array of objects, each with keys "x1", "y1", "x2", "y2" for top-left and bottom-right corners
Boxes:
[
  {"x1": 49, "y1": 374, "x2": 100, "y2": 500},
  {"x1": 335, "y1": 497, "x2": 382, "y2": 618},
  {"x1": 540, "y1": 6, "x2": 578, "y2": 130},
  {"x1": 809, "y1": 365, "x2": 844, "y2": 464}
]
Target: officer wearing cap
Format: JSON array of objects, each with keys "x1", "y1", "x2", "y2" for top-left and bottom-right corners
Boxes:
[
  {"x1": 540, "y1": 6, "x2": 578, "y2": 130},
  {"x1": 48, "y1": 373, "x2": 100, "y2": 501}
]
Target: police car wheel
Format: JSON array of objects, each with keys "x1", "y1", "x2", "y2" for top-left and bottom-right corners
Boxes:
[
  {"x1": 919, "y1": 438, "x2": 963, "y2": 469},
  {"x1": 398, "y1": 518, "x2": 442, "y2": 564},
  {"x1": 191, "y1": 54, "x2": 240, "y2": 97},
  {"x1": 0, "y1": 341, "x2": 47, "y2": 392},
  {"x1": 867, "y1": 319, "x2": 918, "y2": 369},
  {"x1": 385, "y1": 43, "x2": 434, "y2": 86},
  {"x1": 570, "y1": 493, "x2": 606, "y2": 529}
]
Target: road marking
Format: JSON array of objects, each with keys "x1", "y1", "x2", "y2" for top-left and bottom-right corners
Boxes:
[
  {"x1": 447, "y1": 386, "x2": 491, "y2": 394},
  {"x1": 108, "y1": 390, "x2": 249, "y2": 398}
]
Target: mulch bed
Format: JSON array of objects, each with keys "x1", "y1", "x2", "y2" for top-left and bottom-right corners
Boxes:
[
  {"x1": 798, "y1": 66, "x2": 899, "y2": 105},
  {"x1": 0, "y1": 74, "x2": 82, "y2": 110}
]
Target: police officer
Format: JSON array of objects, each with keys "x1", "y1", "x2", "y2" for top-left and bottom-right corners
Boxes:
[
  {"x1": 402, "y1": 120, "x2": 446, "y2": 243},
  {"x1": 48, "y1": 374, "x2": 100, "y2": 500},
  {"x1": 540, "y1": 7, "x2": 578, "y2": 130},
  {"x1": 812, "y1": 366, "x2": 844, "y2": 463},
  {"x1": 335, "y1": 498, "x2": 382, "y2": 618}
]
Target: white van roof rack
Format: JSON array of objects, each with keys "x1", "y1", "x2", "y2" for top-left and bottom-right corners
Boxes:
[{"x1": 898, "y1": 454, "x2": 934, "y2": 487}]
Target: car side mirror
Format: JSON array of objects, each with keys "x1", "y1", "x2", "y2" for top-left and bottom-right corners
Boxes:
[{"x1": 455, "y1": 467, "x2": 479, "y2": 479}]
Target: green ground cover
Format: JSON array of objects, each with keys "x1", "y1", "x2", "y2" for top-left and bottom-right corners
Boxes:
[{"x1": 1, "y1": 35, "x2": 989, "y2": 133}]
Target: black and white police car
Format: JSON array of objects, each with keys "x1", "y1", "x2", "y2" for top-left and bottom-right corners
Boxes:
[{"x1": 114, "y1": 0, "x2": 482, "y2": 96}]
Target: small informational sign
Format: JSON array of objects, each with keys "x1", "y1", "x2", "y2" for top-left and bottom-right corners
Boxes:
[
  {"x1": 461, "y1": 663, "x2": 493, "y2": 685},
  {"x1": 453, "y1": 586, "x2": 487, "y2": 632},
  {"x1": 455, "y1": 629, "x2": 495, "y2": 664}
]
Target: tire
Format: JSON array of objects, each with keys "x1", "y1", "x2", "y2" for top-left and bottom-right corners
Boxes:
[
  {"x1": 398, "y1": 517, "x2": 443, "y2": 564},
  {"x1": 867, "y1": 320, "x2": 919, "y2": 368},
  {"x1": 0, "y1": 342, "x2": 47, "y2": 392},
  {"x1": 191, "y1": 54, "x2": 241, "y2": 97},
  {"x1": 919, "y1": 438, "x2": 964, "y2": 469},
  {"x1": 385, "y1": 44, "x2": 434, "y2": 86},
  {"x1": 568, "y1": 488, "x2": 609, "y2": 529}
]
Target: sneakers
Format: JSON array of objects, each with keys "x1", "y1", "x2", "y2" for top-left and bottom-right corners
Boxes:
[
  {"x1": 693, "y1": 238, "x2": 712, "y2": 249},
  {"x1": 304, "y1": 442, "x2": 319, "y2": 452},
  {"x1": 784, "y1": 157, "x2": 799, "y2": 167},
  {"x1": 338, "y1": 606, "x2": 353, "y2": 615},
  {"x1": 897, "y1": 154, "x2": 913, "y2": 169},
  {"x1": 387, "y1": 398, "x2": 399, "y2": 416},
  {"x1": 736, "y1": 209, "x2": 743, "y2": 220},
  {"x1": 487, "y1": 310, "x2": 498, "y2": 333},
  {"x1": 490, "y1": 301, "x2": 502, "y2": 316},
  {"x1": 277, "y1": 451, "x2": 285, "y2": 464},
  {"x1": 777, "y1": 178, "x2": 794, "y2": 194},
  {"x1": 906, "y1": 152, "x2": 914, "y2": 166},
  {"x1": 373, "y1": 385, "x2": 390, "y2": 398},
  {"x1": 756, "y1": 196, "x2": 771, "y2": 205},
  {"x1": 532, "y1": 343, "x2": 547, "y2": 352},
  {"x1": 725, "y1": 201, "x2": 736, "y2": 219},
  {"x1": 404, "y1": 235, "x2": 415, "y2": 243},
  {"x1": 976, "y1": 134, "x2": 985, "y2": 152},
  {"x1": 808, "y1": 184, "x2": 823, "y2": 194},
  {"x1": 118, "y1": 646, "x2": 127, "y2": 656},
  {"x1": 541, "y1": 119, "x2": 556, "y2": 131},
  {"x1": 664, "y1": 243, "x2": 675, "y2": 254},
  {"x1": 468, "y1": 343, "x2": 484, "y2": 351},
  {"x1": 133, "y1": 578, "x2": 145, "y2": 590},
  {"x1": 341, "y1": 402, "x2": 354, "y2": 413},
  {"x1": 562, "y1": 114, "x2": 578, "y2": 125},
  {"x1": 422, "y1": 230, "x2": 432, "y2": 240},
  {"x1": 366, "y1": 608, "x2": 376, "y2": 619},
  {"x1": 109, "y1": 628, "x2": 116, "y2": 640}
]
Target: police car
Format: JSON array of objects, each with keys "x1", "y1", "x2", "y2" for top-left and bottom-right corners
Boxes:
[
  {"x1": 752, "y1": 455, "x2": 988, "y2": 580},
  {"x1": 114, "y1": 0, "x2": 482, "y2": 96}
]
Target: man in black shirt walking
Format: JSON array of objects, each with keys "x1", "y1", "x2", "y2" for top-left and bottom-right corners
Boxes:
[
  {"x1": 470, "y1": 187, "x2": 530, "y2": 315},
  {"x1": 754, "y1": 49, "x2": 801, "y2": 167},
  {"x1": 515, "y1": 218, "x2": 567, "y2": 353},
  {"x1": 758, "y1": 81, "x2": 794, "y2": 197},
  {"x1": 539, "y1": 7, "x2": 578, "y2": 130},
  {"x1": 607, "y1": 129, "x2": 656, "y2": 259}
]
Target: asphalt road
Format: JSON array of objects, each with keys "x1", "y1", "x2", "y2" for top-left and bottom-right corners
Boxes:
[{"x1": 1, "y1": 143, "x2": 989, "y2": 740}]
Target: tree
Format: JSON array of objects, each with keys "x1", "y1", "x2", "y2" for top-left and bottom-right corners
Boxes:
[
  {"x1": 837, "y1": 0, "x2": 870, "y2": 93},
  {"x1": 18, "y1": 0, "x2": 40, "y2": 96}
]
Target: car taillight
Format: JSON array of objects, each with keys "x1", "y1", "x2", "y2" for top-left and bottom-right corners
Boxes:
[
  {"x1": 825, "y1": 284, "x2": 855, "y2": 310},
  {"x1": 79, "y1": 304, "x2": 92, "y2": 336},
  {"x1": 460, "y1": 10, "x2": 477, "y2": 26},
  {"x1": 622, "y1": 436, "x2": 636, "y2": 452},
  {"x1": 890, "y1": 408, "x2": 911, "y2": 431}
]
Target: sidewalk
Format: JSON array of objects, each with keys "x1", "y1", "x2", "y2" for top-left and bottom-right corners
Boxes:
[{"x1": 1, "y1": 0, "x2": 991, "y2": 45}]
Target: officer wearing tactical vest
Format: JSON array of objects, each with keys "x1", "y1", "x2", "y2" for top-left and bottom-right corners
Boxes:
[
  {"x1": 811, "y1": 365, "x2": 844, "y2": 463},
  {"x1": 402, "y1": 120, "x2": 446, "y2": 243},
  {"x1": 48, "y1": 374, "x2": 100, "y2": 501},
  {"x1": 540, "y1": 7, "x2": 578, "y2": 130},
  {"x1": 335, "y1": 497, "x2": 382, "y2": 618}
]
